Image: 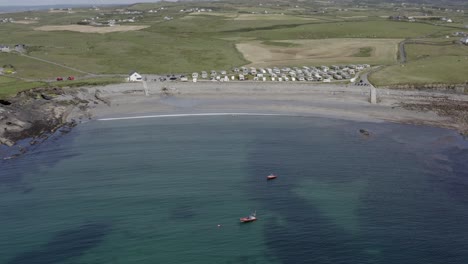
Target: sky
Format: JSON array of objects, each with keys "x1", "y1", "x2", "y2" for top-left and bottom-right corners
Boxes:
[{"x1": 0, "y1": 0, "x2": 161, "y2": 6}]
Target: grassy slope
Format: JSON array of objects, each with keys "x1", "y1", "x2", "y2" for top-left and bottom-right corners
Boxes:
[
  {"x1": 0, "y1": 3, "x2": 465, "y2": 91},
  {"x1": 405, "y1": 43, "x2": 468, "y2": 61},
  {"x1": 370, "y1": 42, "x2": 468, "y2": 86},
  {"x1": 0, "y1": 76, "x2": 45, "y2": 99},
  {"x1": 226, "y1": 20, "x2": 453, "y2": 39},
  {"x1": 0, "y1": 15, "x2": 248, "y2": 74},
  {"x1": 0, "y1": 76, "x2": 125, "y2": 99},
  {"x1": 0, "y1": 53, "x2": 82, "y2": 80},
  {"x1": 369, "y1": 56, "x2": 468, "y2": 86},
  {"x1": 239, "y1": 38, "x2": 400, "y2": 67}
]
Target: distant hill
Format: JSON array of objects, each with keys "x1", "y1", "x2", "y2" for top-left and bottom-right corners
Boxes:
[
  {"x1": 0, "y1": 4, "x2": 119, "y2": 14},
  {"x1": 350, "y1": 0, "x2": 467, "y2": 5}
]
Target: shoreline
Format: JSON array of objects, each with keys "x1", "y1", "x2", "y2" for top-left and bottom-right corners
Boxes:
[
  {"x1": 88, "y1": 82, "x2": 468, "y2": 132},
  {"x1": 1, "y1": 81, "x2": 468, "y2": 158}
]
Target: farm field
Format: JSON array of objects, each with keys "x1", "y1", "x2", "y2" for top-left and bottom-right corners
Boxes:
[
  {"x1": 369, "y1": 56, "x2": 468, "y2": 86},
  {"x1": 236, "y1": 38, "x2": 401, "y2": 67},
  {"x1": 35, "y1": 25, "x2": 150, "y2": 34},
  {"x1": 0, "y1": 53, "x2": 84, "y2": 80},
  {"x1": 0, "y1": 76, "x2": 45, "y2": 99},
  {"x1": 405, "y1": 43, "x2": 468, "y2": 62},
  {"x1": 233, "y1": 14, "x2": 318, "y2": 21},
  {"x1": 0, "y1": 0, "x2": 466, "y2": 95},
  {"x1": 224, "y1": 20, "x2": 453, "y2": 39}
]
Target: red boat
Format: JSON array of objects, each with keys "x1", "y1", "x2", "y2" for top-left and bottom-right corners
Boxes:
[
  {"x1": 267, "y1": 174, "x2": 277, "y2": 180},
  {"x1": 240, "y1": 211, "x2": 257, "y2": 223}
]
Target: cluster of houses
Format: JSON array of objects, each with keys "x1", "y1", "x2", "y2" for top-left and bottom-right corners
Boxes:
[
  {"x1": 0, "y1": 17, "x2": 14, "y2": 23},
  {"x1": 79, "y1": 15, "x2": 140, "y2": 26},
  {"x1": 388, "y1": 15, "x2": 416, "y2": 22},
  {"x1": 49, "y1": 8, "x2": 73, "y2": 13},
  {"x1": 115, "y1": 9, "x2": 143, "y2": 15},
  {"x1": 1, "y1": 16, "x2": 39, "y2": 23},
  {"x1": 191, "y1": 64, "x2": 370, "y2": 83},
  {"x1": 389, "y1": 15, "x2": 456, "y2": 23},
  {"x1": 78, "y1": 7, "x2": 173, "y2": 26},
  {"x1": 440, "y1": 17, "x2": 454, "y2": 23},
  {"x1": 0, "y1": 44, "x2": 26, "y2": 53},
  {"x1": 22, "y1": 17, "x2": 39, "y2": 21},
  {"x1": 453, "y1": 31, "x2": 468, "y2": 37},
  {"x1": 147, "y1": 7, "x2": 167, "y2": 13},
  {"x1": 179, "y1": 8, "x2": 213, "y2": 13},
  {"x1": 453, "y1": 32, "x2": 468, "y2": 45}
]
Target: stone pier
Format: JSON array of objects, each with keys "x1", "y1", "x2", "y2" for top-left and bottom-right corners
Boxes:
[{"x1": 370, "y1": 87, "x2": 377, "y2": 104}]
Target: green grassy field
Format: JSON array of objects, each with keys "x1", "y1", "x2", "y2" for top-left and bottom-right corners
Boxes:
[
  {"x1": 223, "y1": 20, "x2": 453, "y2": 39},
  {"x1": 353, "y1": 47, "x2": 374, "y2": 57},
  {"x1": 405, "y1": 43, "x2": 468, "y2": 61},
  {"x1": 0, "y1": 53, "x2": 83, "y2": 80},
  {"x1": 0, "y1": 76, "x2": 125, "y2": 99},
  {"x1": 52, "y1": 77, "x2": 124, "y2": 88},
  {"x1": 0, "y1": 0, "x2": 466, "y2": 97},
  {"x1": 238, "y1": 38, "x2": 400, "y2": 67},
  {"x1": 0, "y1": 76, "x2": 45, "y2": 98},
  {"x1": 369, "y1": 56, "x2": 468, "y2": 86}
]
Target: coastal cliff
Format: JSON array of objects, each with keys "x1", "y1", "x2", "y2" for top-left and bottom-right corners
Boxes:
[{"x1": 0, "y1": 87, "x2": 97, "y2": 153}]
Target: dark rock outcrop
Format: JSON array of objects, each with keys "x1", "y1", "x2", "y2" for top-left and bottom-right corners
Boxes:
[{"x1": 359, "y1": 129, "x2": 371, "y2": 136}]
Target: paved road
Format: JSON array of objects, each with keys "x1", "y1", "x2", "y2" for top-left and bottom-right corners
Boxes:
[{"x1": 360, "y1": 72, "x2": 375, "y2": 88}]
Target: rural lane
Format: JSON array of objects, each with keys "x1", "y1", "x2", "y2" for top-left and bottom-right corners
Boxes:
[{"x1": 20, "y1": 53, "x2": 95, "y2": 75}]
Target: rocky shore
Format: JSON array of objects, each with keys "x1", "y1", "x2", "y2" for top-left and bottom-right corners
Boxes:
[
  {"x1": 1, "y1": 82, "x2": 468, "y2": 158},
  {"x1": 0, "y1": 86, "x2": 102, "y2": 158}
]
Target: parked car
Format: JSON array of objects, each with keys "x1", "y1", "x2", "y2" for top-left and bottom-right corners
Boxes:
[
  {"x1": 56, "y1": 77, "x2": 63, "y2": 81},
  {"x1": 67, "y1": 76, "x2": 75, "y2": 80}
]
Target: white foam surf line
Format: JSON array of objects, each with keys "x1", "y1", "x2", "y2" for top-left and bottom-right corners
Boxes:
[{"x1": 98, "y1": 113, "x2": 286, "y2": 121}]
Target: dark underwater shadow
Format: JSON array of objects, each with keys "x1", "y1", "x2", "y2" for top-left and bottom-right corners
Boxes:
[
  {"x1": 6, "y1": 222, "x2": 112, "y2": 264},
  {"x1": 0, "y1": 128, "x2": 81, "y2": 193},
  {"x1": 245, "y1": 125, "x2": 363, "y2": 264},
  {"x1": 170, "y1": 204, "x2": 197, "y2": 220}
]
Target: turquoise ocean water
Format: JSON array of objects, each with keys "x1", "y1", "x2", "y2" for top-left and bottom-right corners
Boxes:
[{"x1": 1, "y1": 116, "x2": 468, "y2": 264}]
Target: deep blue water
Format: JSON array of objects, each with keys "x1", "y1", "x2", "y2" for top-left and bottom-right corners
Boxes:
[{"x1": 1, "y1": 116, "x2": 468, "y2": 264}]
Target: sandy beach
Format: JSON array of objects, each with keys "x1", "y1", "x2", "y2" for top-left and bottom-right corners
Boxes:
[
  {"x1": 2, "y1": 81, "x2": 468, "y2": 152},
  {"x1": 82, "y1": 81, "x2": 468, "y2": 133}
]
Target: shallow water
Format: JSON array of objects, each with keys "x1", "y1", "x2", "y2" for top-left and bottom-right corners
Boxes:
[{"x1": 1, "y1": 116, "x2": 468, "y2": 264}]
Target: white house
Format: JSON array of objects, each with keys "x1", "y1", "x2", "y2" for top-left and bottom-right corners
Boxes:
[
  {"x1": 127, "y1": 71, "x2": 142, "y2": 82},
  {"x1": 0, "y1": 45, "x2": 11, "y2": 52}
]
